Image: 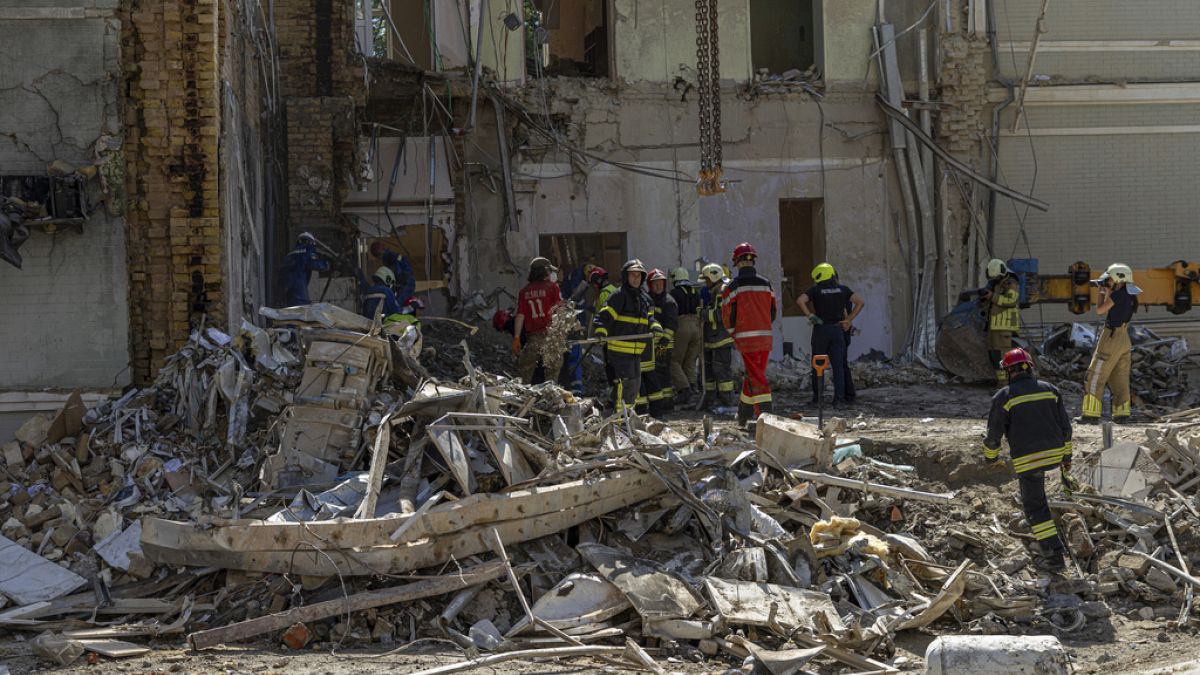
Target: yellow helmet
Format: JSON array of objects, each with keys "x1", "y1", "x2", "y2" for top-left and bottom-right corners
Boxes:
[
  {"x1": 812, "y1": 263, "x2": 836, "y2": 283},
  {"x1": 986, "y1": 258, "x2": 1009, "y2": 280}
]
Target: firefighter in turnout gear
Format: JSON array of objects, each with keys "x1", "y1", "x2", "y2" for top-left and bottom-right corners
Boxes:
[
  {"x1": 721, "y1": 243, "x2": 777, "y2": 425},
  {"x1": 669, "y1": 267, "x2": 703, "y2": 405},
  {"x1": 700, "y1": 263, "x2": 735, "y2": 409},
  {"x1": 984, "y1": 348, "x2": 1072, "y2": 573},
  {"x1": 982, "y1": 259, "x2": 1021, "y2": 385},
  {"x1": 594, "y1": 259, "x2": 661, "y2": 415},
  {"x1": 1078, "y1": 263, "x2": 1140, "y2": 424},
  {"x1": 645, "y1": 269, "x2": 678, "y2": 417}
]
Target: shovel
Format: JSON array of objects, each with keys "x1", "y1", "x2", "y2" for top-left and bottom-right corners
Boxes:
[{"x1": 811, "y1": 354, "x2": 830, "y2": 430}]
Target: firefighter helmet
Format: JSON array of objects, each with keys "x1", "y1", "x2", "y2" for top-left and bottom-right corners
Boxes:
[
  {"x1": 404, "y1": 297, "x2": 426, "y2": 312},
  {"x1": 986, "y1": 258, "x2": 1009, "y2": 280},
  {"x1": 1000, "y1": 347, "x2": 1034, "y2": 376},
  {"x1": 492, "y1": 309, "x2": 511, "y2": 332},
  {"x1": 812, "y1": 263, "x2": 836, "y2": 283},
  {"x1": 701, "y1": 263, "x2": 725, "y2": 283},
  {"x1": 670, "y1": 267, "x2": 690, "y2": 283},
  {"x1": 647, "y1": 268, "x2": 667, "y2": 283},
  {"x1": 374, "y1": 266, "x2": 396, "y2": 286},
  {"x1": 621, "y1": 259, "x2": 647, "y2": 275},
  {"x1": 589, "y1": 266, "x2": 608, "y2": 284},
  {"x1": 1099, "y1": 263, "x2": 1134, "y2": 284},
  {"x1": 530, "y1": 256, "x2": 553, "y2": 272},
  {"x1": 298, "y1": 232, "x2": 317, "y2": 246},
  {"x1": 732, "y1": 242, "x2": 757, "y2": 262}
]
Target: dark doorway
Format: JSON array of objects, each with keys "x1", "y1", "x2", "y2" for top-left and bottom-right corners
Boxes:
[
  {"x1": 779, "y1": 198, "x2": 824, "y2": 316},
  {"x1": 750, "y1": 0, "x2": 817, "y2": 76}
]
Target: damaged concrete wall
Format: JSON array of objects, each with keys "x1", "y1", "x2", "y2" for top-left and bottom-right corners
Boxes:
[
  {"x1": 610, "y1": 0, "x2": 751, "y2": 83},
  {"x1": 0, "y1": 3, "x2": 131, "y2": 390},
  {"x1": 461, "y1": 81, "x2": 904, "y2": 358}
]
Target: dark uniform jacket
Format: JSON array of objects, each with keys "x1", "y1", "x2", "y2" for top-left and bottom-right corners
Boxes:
[
  {"x1": 670, "y1": 283, "x2": 701, "y2": 317},
  {"x1": 703, "y1": 281, "x2": 734, "y2": 348},
  {"x1": 594, "y1": 283, "x2": 661, "y2": 357},
  {"x1": 984, "y1": 374, "x2": 1073, "y2": 473},
  {"x1": 651, "y1": 291, "x2": 679, "y2": 348}
]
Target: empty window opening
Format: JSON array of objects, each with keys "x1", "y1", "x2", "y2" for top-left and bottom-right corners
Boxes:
[
  {"x1": 750, "y1": 0, "x2": 818, "y2": 78},
  {"x1": 778, "y1": 198, "x2": 825, "y2": 317},
  {"x1": 378, "y1": 0, "x2": 436, "y2": 69},
  {"x1": 528, "y1": 0, "x2": 610, "y2": 78}
]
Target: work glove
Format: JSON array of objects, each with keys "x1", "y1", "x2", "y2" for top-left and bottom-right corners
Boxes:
[
  {"x1": 807, "y1": 315, "x2": 823, "y2": 326},
  {"x1": 511, "y1": 336, "x2": 522, "y2": 356},
  {"x1": 1060, "y1": 463, "x2": 1080, "y2": 495}
]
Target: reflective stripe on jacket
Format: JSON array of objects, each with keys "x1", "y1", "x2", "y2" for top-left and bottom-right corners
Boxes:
[
  {"x1": 594, "y1": 284, "x2": 660, "y2": 356},
  {"x1": 983, "y1": 374, "x2": 1073, "y2": 473},
  {"x1": 703, "y1": 280, "x2": 734, "y2": 349},
  {"x1": 722, "y1": 266, "x2": 777, "y2": 353},
  {"x1": 988, "y1": 276, "x2": 1021, "y2": 333}
]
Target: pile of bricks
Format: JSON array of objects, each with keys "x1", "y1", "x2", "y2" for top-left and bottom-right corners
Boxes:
[{"x1": 121, "y1": 0, "x2": 224, "y2": 384}]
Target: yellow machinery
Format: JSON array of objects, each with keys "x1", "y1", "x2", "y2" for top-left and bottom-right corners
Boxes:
[{"x1": 936, "y1": 260, "x2": 1200, "y2": 381}]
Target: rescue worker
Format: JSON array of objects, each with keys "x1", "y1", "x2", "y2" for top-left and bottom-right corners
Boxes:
[
  {"x1": 280, "y1": 232, "x2": 330, "y2": 306},
  {"x1": 368, "y1": 242, "x2": 416, "y2": 306},
  {"x1": 699, "y1": 263, "x2": 735, "y2": 410},
  {"x1": 669, "y1": 267, "x2": 703, "y2": 405},
  {"x1": 361, "y1": 266, "x2": 402, "y2": 319},
  {"x1": 983, "y1": 259, "x2": 1021, "y2": 385},
  {"x1": 513, "y1": 257, "x2": 564, "y2": 384},
  {"x1": 594, "y1": 259, "x2": 660, "y2": 416},
  {"x1": 811, "y1": 292, "x2": 859, "y2": 405},
  {"x1": 984, "y1": 348, "x2": 1072, "y2": 573},
  {"x1": 646, "y1": 269, "x2": 678, "y2": 417},
  {"x1": 797, "y1": 263, "x2": 863, "y2": 407},
  {"x1": 1078, "y1": 263, "x2": 1140, "y2": 425},
  {"x1": 722, "y1": 243, "x2": 777, "y2": 425}
]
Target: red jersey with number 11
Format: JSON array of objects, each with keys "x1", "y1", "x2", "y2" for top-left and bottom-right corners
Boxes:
[{"x1": 518, "y1": 280, "x2": 563, "y2": 335}]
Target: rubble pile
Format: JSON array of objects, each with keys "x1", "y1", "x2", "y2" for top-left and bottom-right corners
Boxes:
[
  {"x1": 4, "y1": 304, "x2": 1200, "y2": 672},
  {"x1": 1038, "y1": 323, "x2": 1199, "y2": 413}
]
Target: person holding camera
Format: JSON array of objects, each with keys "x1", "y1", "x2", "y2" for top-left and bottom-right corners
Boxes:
[{"x1": 1078, "y1": 263, "x2": 1140, "y2": 424}]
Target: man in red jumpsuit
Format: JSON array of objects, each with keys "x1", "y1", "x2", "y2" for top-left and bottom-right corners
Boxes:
[{"x1": 721, "y1": 242, "x2": 777, "y2": 426}]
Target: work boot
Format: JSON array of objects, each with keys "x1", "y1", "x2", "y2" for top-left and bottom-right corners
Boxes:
[
  {"x1": 1035, "y1": 553, "x2": 1068, "y2": 574},
  {"x1": 1073, "y1": 415, "x2": 1100, "y2": 425}
]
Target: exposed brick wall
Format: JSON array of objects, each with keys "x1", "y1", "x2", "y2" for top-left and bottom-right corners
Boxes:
[
  {"x1": 275, "y1": 0, "x2": 363, "y2": 100},
  {"x1": 285, "y1": 96, "x2": 357, "y2": 227},
  {"x1": 122, "y1": 0, "x2": 223, "y2": 383}
]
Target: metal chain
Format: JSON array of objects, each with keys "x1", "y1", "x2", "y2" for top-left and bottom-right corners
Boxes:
[{"x1": 695, "y1": 0, "x2": 723, "y2": 196}]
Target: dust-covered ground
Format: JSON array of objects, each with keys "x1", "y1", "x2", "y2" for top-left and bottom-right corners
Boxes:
[{"x1": 3, "y1": 358, "x2": 1199, "y2": 674}]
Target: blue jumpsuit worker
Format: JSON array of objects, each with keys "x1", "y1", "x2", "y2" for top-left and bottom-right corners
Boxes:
[
  {"x1": 369, "y1": 241, "x2": 416, "y2": 307},
  {"x1": 984, "y1": 348, "x2": 1072, "y2": 573},
  {"x1": 360, "y1": 266, "x2": 403, "y2": 319},
  {"x1": 797, "y1": 263, "x2": 864, "y2": 407},
  {"x1": 280, "y1": 232, "x2": 330, "y2": 306},
  {"x1": 594, "y1": 259, "x2": 661, "y2": 415}
]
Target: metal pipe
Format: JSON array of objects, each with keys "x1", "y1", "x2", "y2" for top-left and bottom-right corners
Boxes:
[
  {"x1": 468, "y1": 0, "x2": 488, "y2": 130},
  {"x1": 987, "y1": 0, "x2": 1016, "y2": 254}
]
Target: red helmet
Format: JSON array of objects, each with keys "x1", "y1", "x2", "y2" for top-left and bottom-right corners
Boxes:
[
  {"x1": 1000, "y1": 348, "x2": 1034, "y2": 373},
  {"x1": 647, "y1": 268, "x2": 667, "y2": 283},
  {"x1": 404, "y1": 297, "x2": 426, "y2": 311},
  {"x1": 732, "y1": 242, "x2": 757, "y2": 262},
  {"x1": 492, "y1": 309, "x2": 511, "y2": 332},
  {"x1": 589, "y1": 266, "x2": 608, "y2": 285}
]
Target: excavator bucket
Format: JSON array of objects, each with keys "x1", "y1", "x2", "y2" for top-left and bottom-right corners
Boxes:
[{"x1": 935, "y1": 300, "x2": 994, "y2": 382}]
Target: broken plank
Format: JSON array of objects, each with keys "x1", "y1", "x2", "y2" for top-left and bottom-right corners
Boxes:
[
  {"x1": 188, "y1": 562, "x2": 505, "y2": 650},
  {"x1": 785, "y1": 468, "x2": 956, "y2": 504},
  {"x1": 0, "y1": 534, "x2": 87, "y2": 605},
  {"x1": 78, "y1": 639, "x2": 150, "y2": 658}
]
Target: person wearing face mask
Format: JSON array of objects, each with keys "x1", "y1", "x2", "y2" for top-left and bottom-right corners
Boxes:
[{"x1": 513, "y1": 257, "x2": 564, "y2": 384}]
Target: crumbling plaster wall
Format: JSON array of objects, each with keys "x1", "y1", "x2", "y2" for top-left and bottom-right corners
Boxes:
[
  {"x1": 0, "y1": 2, "x2": 131, "y2": 390},
  {"x1": 461, "y1": 81, "x2": 904, "y2": 358}
]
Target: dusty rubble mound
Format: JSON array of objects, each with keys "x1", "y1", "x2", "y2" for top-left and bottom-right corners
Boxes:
[{"x1": 3, "y1": 304, "x2": 1200, "y2": 672}]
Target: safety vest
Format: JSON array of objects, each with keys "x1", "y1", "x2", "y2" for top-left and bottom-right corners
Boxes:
[
  {"x1": 597, "y1": 284, "x2": 618, "y2": 310},
  {"x1": 385, "y1": 313, "x2": 420, "y2": 330},
  {"x1": 988, "y1": 276, "x2": 1021, "y2": 333},
  {"x1": 722, "y1": 267, "x2": 776, "y2": 353}
]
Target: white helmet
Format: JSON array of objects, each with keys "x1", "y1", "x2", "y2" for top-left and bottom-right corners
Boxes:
[
  {"x1": 1099, "y1": 263, "x2": 1133, "y2": 285},
  {"x1": 701, "y1": 263, "x2": 724, "y2": 284},
  {"x1": 986, "y1": 258, "x2": 1009, "y2": 280},
  {"x1": 374, "y1": 266, "x2": 396, "y2": 286},
  {"x1": 670, "y1": 267, "x2": 690, "y2": 283}
]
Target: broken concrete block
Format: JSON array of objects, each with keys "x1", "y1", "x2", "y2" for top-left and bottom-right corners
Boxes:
[
  {"x1": 15, "y1": 415, "x2": 51, "y2": 449},
  {"x1": 1145, "y1": 567, "x2": 1179, "y2": 594},
  {"x1": 31, "y1": 632, "x2": 84, "y2": 666},
  {"x1": 281, "y1": 622, "x2": 313, "y2": 650},
  {"x1": 91, "y1": 508, "x2": 122, "y2": 543},
  {"x1": 2, "y1": 442, "x2": 24, "y2": 468},
  {"x1": 1117, "y1": 552, "x2": 1151, "y2": 576},
  {"x1": 925, "y1": 635, "x2": 1068, "y2": 675},
  {"x1": 755, "y1": 414, "x2": 832, "y2": 470}
]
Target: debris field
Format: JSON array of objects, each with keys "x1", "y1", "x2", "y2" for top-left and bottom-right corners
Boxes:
[{"x1": 3, "y1": 305, "x2": 1200, "y2": 673}]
